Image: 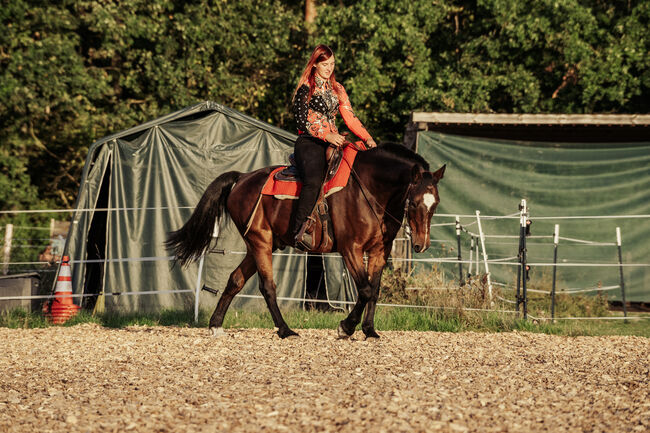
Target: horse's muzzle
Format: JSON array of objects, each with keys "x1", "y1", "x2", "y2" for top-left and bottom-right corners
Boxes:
[{"x1": 413, "y1": 243, "x2": 430, "y2": 253}]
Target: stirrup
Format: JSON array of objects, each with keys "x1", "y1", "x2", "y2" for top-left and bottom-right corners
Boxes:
[{"x1": 294, "y1": 221, "x2": 313, "y2": 251}]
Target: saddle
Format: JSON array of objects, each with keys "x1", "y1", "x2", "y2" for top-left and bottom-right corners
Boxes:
[
  {"x1": 260, "y1": 141, "x2": 367, "y2": 252},
  {"x1": 274, "y1": 146, "x2": 343, "y2": 184},
  {"x1": 262, "y1": 143, "x2": 363, "y2": 199}
]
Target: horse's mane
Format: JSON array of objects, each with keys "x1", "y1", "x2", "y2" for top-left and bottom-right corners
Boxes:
[{"x1": 366, "y1": 143, "x2": 430, "y2": 171}]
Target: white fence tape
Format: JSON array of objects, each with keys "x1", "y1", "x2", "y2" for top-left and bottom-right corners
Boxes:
[{"x1": 3, "y1": 255, "x2": 650, "y2": 268}]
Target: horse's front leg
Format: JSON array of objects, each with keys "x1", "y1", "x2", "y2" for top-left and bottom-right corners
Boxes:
[
  {"x1": 361, "y1": 252, "x2": 388, "y2": 339},
  {"x1": 338, "y1": 248, "x2": 372, "y2": 338}
]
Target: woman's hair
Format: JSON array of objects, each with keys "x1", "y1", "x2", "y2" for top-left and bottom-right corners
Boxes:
[{"x1": 292, "y1": 44, "x2": 342, "y2": 102}]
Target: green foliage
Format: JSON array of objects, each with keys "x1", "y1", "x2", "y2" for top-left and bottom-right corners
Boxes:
[{"x1": 0, "y1": 0, "x2": 648, "y2": 210}]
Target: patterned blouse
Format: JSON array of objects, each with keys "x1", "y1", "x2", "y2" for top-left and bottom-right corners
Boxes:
[{"x1": 293, "y1": 76, "x2": 372, "y2": 143}]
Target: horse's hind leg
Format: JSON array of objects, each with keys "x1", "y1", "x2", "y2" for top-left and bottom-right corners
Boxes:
[
  {"x1": 209, "y1": 251, "x2": 256, "y2": 336},
  {"x1": 250, "y1": 242, "x2": 298, "y2": 339}
]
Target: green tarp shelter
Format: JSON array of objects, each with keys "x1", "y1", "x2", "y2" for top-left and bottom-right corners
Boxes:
[
  {"x1": 416, "y1": 131, "x2": 650, "y2": 302},
  {"x1": 62, "y1": 102, "x2": 357, "y2": 313}
]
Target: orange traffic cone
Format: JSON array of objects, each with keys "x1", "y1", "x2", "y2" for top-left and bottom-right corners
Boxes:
[{"x1": 43, "y1": 256, "x2": 80, "y2": 324}]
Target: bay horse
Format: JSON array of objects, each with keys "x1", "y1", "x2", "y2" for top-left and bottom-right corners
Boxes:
[{"x1": 166, "y1": 143, "x2": 445, "y2": 339}]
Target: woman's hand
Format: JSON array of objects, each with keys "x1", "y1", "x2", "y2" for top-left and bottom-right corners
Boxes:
[
  {"x1": 325, "y1": 132, "x2": 346, "y2": 147},
  {"x1": 366, "y1": 138, "x2": 377, "y2": 148}
]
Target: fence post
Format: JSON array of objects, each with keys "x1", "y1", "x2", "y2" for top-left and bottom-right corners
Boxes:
[
  {"x1": 455, "y1": 216, "x2": 464, "y2": 286},
  {"x1": 550, "y1": 224, "x2": 559, "y2": 322},
  {"x1": 616, "y1": 227, "x2": 628, "y2": 322},
  {"x1": 515, "y1": 215, "x2": 523, "y2": 314},
  {"x1": 516, "y1": 200, "x2": 528, "y2": 319},
  {"x1": 2, "y1": 224, "x2": 13, "y2": 275},
  {"x1": 194, "y1": 254, "x2": 206, "y2": 324},
  {"x1": 475, "y1": 236, "x2": 479, "y2": 278},
  {"x1": 468, "y1": 236, "x2": 474, "y2": 277},
  {"x1": 522, "y1": 201, "x2": 528, "y2": 320},
  {"x1": 475, "y1": 210, "x2": 493, "y2": 299}
]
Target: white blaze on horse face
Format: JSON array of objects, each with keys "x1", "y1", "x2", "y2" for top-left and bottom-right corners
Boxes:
[{"x1": 423, "y1": 193, "x2": 436, "y2": 211}]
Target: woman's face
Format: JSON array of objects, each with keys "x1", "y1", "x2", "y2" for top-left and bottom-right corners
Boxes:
[{"x1": 314, "y1": 56, "x2": 335, "y2": 80}]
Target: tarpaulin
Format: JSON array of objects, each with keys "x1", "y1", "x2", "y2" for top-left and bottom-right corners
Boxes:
[{"x1": 417, "y1": 131, "x2": 650, "y2": 302}]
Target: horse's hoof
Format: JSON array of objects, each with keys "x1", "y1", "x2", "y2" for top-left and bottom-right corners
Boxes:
[
  {"x1": 278, "y1": 328, "x2": 299, "y2": 339},
  {"x1": 209, "y1": 327, "x2": 227, "y2": 338},
  {"x1": 363, "y1": 329, "x2": 381, "y2": 340},
  {"x1": 337, "y1": 324, "x2": 350, "y2": 339}
]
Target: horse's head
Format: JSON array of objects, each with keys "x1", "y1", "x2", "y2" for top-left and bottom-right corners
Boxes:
[{"x1": 405, "y1": 164, "x2": 446, "y2": 253}]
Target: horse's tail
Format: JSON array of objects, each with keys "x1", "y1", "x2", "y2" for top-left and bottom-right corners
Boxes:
[{"x1": 165, "y1": 171, "x2": 241, "y2": 267}]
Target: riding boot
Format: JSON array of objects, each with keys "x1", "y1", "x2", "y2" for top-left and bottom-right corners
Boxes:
[{"x1": 294, "y1": 217, "x2": 314, "y2": 251}]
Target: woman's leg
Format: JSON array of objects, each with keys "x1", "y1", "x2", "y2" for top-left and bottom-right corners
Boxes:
[{"x1": 292, "y1": 135, "x2": 328, "y2": 248}]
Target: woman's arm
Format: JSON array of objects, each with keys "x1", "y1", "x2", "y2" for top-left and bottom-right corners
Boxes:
[
  {"x1": 293, "y1": 85, "x2": 311, "y2": 134},
  {"x1": 337, "y1": 84, "x2": 372, "y2": 143}
]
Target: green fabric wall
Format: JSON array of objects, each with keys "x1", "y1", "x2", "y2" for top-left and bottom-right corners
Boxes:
[
  {"x1": 65, "y1": 102, "x2": 357, "y2": 313},
  {"x1": 417, "y1": 131, "x2": 650, "y2": 302}
]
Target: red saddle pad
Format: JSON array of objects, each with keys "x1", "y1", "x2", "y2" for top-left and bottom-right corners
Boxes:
[{"x1": 261, "y1": 142, "x2": 366, "y2": 199}]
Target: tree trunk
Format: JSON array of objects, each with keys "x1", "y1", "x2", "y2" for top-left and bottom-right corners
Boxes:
[{"x1": 305, "y1": 0, "x2": 317, "y2": 24}]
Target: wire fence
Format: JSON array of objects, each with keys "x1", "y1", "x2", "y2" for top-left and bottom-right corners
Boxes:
[{"x1": 1, "y1": 205, "x2": 649, "y2": 323}]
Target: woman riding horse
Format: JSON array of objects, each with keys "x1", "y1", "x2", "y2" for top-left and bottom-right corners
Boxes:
[
  {"x1": 166, "y1": 145, "x2": 445, "y2": 339},
  {"x1": 292, "y1": 44, "x2": 377, "y2": 250},
  {"x1": 166, "y1": 48, "x2": 446, "y2": 340}
]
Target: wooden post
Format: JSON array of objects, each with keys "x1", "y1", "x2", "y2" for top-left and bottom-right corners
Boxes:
[{"x1": 2, "y1": 224, "x2": 13, "y2": 275}]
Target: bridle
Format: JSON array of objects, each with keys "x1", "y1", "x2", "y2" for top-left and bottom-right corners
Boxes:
[{"x1": 402, "y1": 190, "x2": 413, "y2": 240}]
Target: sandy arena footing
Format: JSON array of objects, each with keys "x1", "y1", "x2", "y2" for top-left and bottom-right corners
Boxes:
[{"x1": 1, "y1": 325, "x2": 648, "y2": 432}]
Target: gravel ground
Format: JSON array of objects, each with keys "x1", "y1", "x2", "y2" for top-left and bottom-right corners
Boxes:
[{"x1": 1, "y1": 325, "x2": 648, "y2": 432}]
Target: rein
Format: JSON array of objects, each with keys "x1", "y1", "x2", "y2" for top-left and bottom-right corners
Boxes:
[{"x1": 349, "y1": 164, "x2": 412, "y2": 237}]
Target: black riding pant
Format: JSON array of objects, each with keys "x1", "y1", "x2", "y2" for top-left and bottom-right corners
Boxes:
[{"x1": 292, "y1": 134, "x2": 329, "y2": 234}]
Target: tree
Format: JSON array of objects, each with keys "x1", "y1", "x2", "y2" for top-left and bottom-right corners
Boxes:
[{"x1": 0, "y1": 0, "x2": 647, "y2": 211}]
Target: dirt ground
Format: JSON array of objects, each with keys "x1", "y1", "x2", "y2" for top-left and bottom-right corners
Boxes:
[{"x1": 1, "y1": 325, "x2": 648, "y2": 433}]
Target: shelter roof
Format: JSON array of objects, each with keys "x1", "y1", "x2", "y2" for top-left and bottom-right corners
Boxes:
[
  {"x1": 411, "y1": 112, "x2": 650, "y2": 126},
  {"x1": 406, "y1": 112, "x2": 650, "y2": 146}
]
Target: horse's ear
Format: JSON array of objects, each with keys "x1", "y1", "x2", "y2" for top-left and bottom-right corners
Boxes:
[
  {"x1": 432, "y1": 164, "x2": 446, "y2": 182},
  {"x1": 411, "y1": 165, "x2": 423, "y2": 184}
]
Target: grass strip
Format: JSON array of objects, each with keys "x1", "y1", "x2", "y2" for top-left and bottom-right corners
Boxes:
[{"x1": 2, "y1": 307, "x2": 648, "y2": 337}]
